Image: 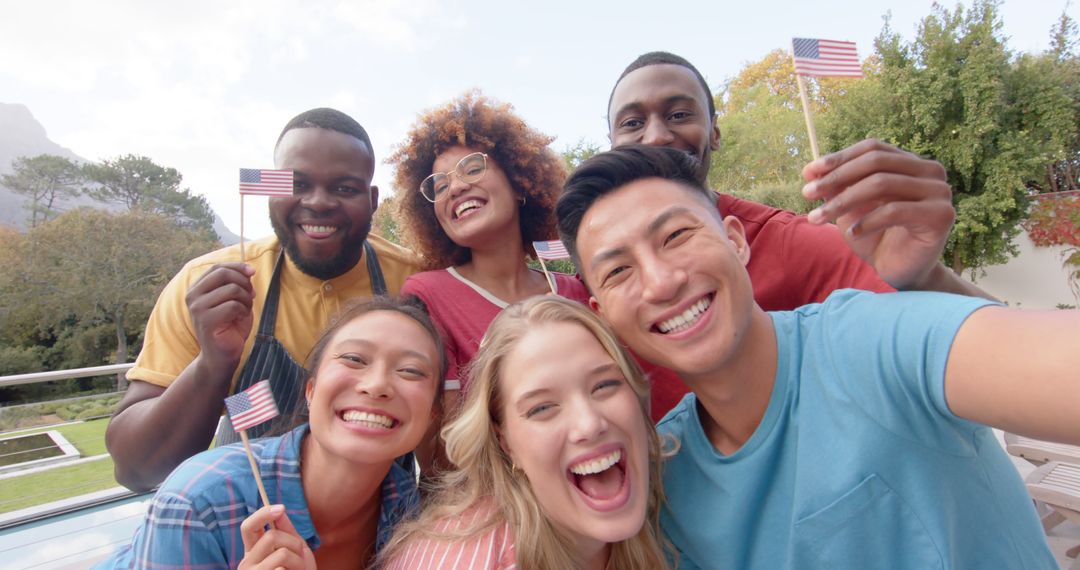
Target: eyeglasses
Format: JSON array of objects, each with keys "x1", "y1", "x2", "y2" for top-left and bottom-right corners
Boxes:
[{"x1": 420, "y1": 152, "x2": 487, "y2": 203}]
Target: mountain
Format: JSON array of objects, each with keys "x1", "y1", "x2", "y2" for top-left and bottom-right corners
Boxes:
[{"x1": 0, "y1": 103, "x2": 239, "y2": 244}]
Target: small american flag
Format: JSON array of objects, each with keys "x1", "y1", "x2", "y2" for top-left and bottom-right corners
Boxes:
[
  {"x1": 239, "y1": 168, "x2": 294, "y2": 197},
  {"x1": 792, "y1": 38, "x2": 863, "y2": 78},
  {"x1": 225, "y1": 380, "x2": 280, "y2": 432},
  {"x1": 533, "y1": 240, "x2": 570, "y2": 261}
]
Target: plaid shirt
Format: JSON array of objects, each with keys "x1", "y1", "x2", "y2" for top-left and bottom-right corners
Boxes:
[{"x1": 97, "y1": 424, "x2": 418, "y2": 569}]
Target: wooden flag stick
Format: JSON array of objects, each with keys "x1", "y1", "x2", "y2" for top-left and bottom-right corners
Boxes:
[
  {"x1": 795, "y1": 73, "x2": 821, "y2": 160},
  {"x1": 536, "y1": 258, "x2": 558, "y2": 295},
  {"x1": 239, "y1": 195, "x2": 246, "y2": 263},
  {"x1": 239, "y1": 430, "x2": 272, "y2": 508}
]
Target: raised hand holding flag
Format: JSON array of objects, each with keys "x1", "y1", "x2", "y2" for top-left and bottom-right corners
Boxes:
[{"x1": 225, "y1": 380, "x2": 280, "y2": 508}]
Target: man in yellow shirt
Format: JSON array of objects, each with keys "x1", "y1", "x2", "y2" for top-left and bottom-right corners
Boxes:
[{"x1": 106, "y1": 108, "x2": 421, "y2": 491}]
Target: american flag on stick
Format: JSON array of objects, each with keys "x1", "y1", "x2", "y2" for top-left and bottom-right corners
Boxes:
[
  {"x1": 225, "y1": 380, "x2": 280, "y2": 432},
  {"x1": 792, "y1": 38, "x2": 863, "y2": 78},
  {"x1": 239, "y1": 168, "x2": 294, "y2": 197},
  {"x1": 533, "y1": 240, "x2": 570, "y2": 261}
]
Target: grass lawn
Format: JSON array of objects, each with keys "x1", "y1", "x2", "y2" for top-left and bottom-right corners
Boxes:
[
  {"x1": 0, "y1": 456, "x2": 118, "y2": 514},
  {"x1": 0, "y1": 419, "x2": 118, "y2": 514}
]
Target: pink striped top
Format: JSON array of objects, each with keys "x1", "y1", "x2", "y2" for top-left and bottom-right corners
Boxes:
[{"x1": 383, "y1": 502, "x2": 517, "y2": 569}]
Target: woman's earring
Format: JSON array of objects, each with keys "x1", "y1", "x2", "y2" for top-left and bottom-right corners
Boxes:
[{"x1": 519, "y1": 195, "x2": 526, "y2": 206}]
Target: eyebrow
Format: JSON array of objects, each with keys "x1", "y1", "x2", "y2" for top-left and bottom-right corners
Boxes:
[
  {"x1": 587, "y1": 206, "x2": 697, "y2": 269},
  {"x1": 334, "y1": 339, "x2": 432, "y2": 364},
  {"x1": 612, "y1": 94, "x2": 703, "y2": 121},
  {"x1": 292, "y1": 172, "x2": 369, "y2": 185},
  {"x1": 515, "y1": 387, "x2": 551, "y2": 404},
  {"x1": 513, "y1": 362, "x2": 622, "y2": 404}
]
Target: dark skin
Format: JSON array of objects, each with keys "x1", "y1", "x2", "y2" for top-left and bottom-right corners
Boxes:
[{"x1": 106, "y1": 128, "x2": 378, "y2": 491}]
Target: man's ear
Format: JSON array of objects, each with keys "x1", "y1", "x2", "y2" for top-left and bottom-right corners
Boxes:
[
  {"x1": 589, "y1": 295, "x2": 602, "y2": 313},
  {"x1": 722, "y1": 215, "x2": 750, "y2": 266},
  {"x1": 370, "y1": 184, "x2": 380, "y2": 211},
  {"x1": 709, "y1": 114, "x2": 721, "y2": 151}
]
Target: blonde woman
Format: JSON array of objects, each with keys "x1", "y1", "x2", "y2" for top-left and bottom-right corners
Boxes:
[{"x1": 379, "y1": 296, "x2": 669, "y2": 570}]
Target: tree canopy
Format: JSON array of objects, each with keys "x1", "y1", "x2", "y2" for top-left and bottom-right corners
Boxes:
[
  {"x1": 0, "y1": 154, "x2": 84, "y2": 228},
  {"x1": 83, "y1": 154, "x2": 216, "y2": 236},
  {"x1": 0, "y1": 209, "x2": 219, "y2": 391}
]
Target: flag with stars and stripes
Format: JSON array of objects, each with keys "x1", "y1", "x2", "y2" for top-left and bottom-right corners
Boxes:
[
  {"x1": 239, "y1": 168, "x2": 294, "y2": 196},
  {"x1": 533, "y1": 240, "x2": 570, "y2": 261},
  {"x1": 792, "y1": 38, "x2": 863, "y2": 77},
  {"x1": 224, "y1": 380, "x2": 279, "y2": 432}
]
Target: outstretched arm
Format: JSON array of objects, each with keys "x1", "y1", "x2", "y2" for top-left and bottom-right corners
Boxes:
[
  {"x1": 801, "y1": 139, "x2": 996, "y2": 301},
  {"x1": 944, "y1": 306, "x2": 1080, "y2": 444}
]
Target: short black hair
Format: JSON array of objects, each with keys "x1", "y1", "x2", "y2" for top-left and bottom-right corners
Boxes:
[
  {"x1": 276, "y1": 107, "x2": 375, "y2": 157},
  {"x1": 557, "y1": 144, "x2": 716, "y2": 270},
  {"x1": 607, "y1": 51, "x2": 716, "y2": 118}
]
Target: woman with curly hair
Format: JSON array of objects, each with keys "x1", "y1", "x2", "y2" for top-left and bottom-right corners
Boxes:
[
  {"x1": 378, "y1": 297, "x2": 670, "y2": 570},
  {"x1": 388, "y1": 91, "x2": 588, "y2": 407}
]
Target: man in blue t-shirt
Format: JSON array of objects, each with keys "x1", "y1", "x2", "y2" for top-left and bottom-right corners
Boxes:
[{"x1": 556, "y1": 144, "x2": 1079, "y2": 569}]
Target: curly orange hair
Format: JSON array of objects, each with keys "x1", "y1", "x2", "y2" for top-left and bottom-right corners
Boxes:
[{"x1": 387, "y1": 91, "x2": 567, "y2": 269}]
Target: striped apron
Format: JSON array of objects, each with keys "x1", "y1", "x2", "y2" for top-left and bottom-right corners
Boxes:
[{"x1": 215, "y1": 240, "x2": 387, "y2": 444}]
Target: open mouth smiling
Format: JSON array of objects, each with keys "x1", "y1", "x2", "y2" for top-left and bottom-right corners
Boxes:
[
  {"x1": 339, "y1": 409, "x2": 398, "y2": 430},
  {"x1": 453, "y1": 199, "x2": 485, "y2": 220},
  {"x1": 299, "y1": 224, "x2": 338, "y2": 238},
  {"x1": 567, "y1": 447, "x2": 629, "y2": 510},
  {"x1": 654, "y1": 294, "x2": 714, "y2": 334}
]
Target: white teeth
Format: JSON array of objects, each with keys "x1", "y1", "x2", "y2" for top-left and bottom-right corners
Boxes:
[
  {"x1": 454, "y1": 200, "x2": 483, "y2": 218},
  {"x1": 570, "y1": 450, "x2": 621, "y2": 475},
  {"x1": 657, "y1": 297, "x2": 711, "y2": 334},
  {"x1": 341, "y1": 410, "x2": 394, "y2": 428},
  {"x1": 302, "y1": 224, "x2": 336, "y2": 234}
]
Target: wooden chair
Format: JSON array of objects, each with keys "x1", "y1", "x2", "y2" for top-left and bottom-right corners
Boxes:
[
  {"x1": 1025, "y1": 461, "x2": 1080, "y2": 568},
  {"x1": 1005, "y1": 433, "x2": 1080, "y2": 466}
]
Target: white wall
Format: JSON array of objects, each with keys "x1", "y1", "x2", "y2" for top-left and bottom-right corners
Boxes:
[{"x1": 969, "y1": 234, "x2": 1078, "y2": 309}]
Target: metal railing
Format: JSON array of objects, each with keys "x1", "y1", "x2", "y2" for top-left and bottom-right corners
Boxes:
[
  {"x1": 0, "y1": 363, "x2": 134, "y2": 388},
  {"x1": 0, "y1": 363, "x2": 140, "y2": 531}
]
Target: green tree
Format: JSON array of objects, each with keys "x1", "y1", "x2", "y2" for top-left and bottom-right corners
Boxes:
[
  {"x1": 560, "y1": 139, "x2": 601, "y2": 172},
  {"x1": 0, "y1": 154, "x2": 84, "y2": 227},
  {"x1": 1042, "y1": 10, "x2": 1080, "y2": 193},
  {"x1": 822, "y1": 0, "x2": 1077, "y2": 274},
  {"x1": 0, "y1": 209, "x2": 219, "y2": 390},
  {"x1": 705, "y1": 49, "x2": 841, "y2": 213},
  {"x1": 84, "y1": 154, "x2": 216, "y2": 236}
]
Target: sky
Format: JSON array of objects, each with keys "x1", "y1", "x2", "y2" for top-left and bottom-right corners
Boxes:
[{"x1": 0, "y1": 0, "x2": 1074, "y2": 239}]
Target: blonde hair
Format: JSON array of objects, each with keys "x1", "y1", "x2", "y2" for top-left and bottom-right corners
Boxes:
[{"x1": 379, "y1": 297, "x2": 669, "y2": 570}]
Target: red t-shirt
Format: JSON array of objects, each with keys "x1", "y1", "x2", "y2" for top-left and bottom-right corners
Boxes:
[
  {"x1": 401, "y1": 267, "x2": 590, "y2": 393},
  {"x1": 644, "y1": 195, "x2": 895, "y2": 422}
]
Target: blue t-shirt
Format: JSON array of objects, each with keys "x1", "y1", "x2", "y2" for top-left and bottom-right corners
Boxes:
[{"x1": 658, "y1": 290, "x2": 1055, "y2": 570}]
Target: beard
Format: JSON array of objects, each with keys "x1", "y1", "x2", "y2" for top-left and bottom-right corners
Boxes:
[{"x1": 271, "y1": 215, "x2": 371, "y2": 280}]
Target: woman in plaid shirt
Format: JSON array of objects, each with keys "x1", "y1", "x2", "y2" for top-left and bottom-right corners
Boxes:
[{"x1": 97, "y1": 296, "x2": 447, "y2": 569}]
